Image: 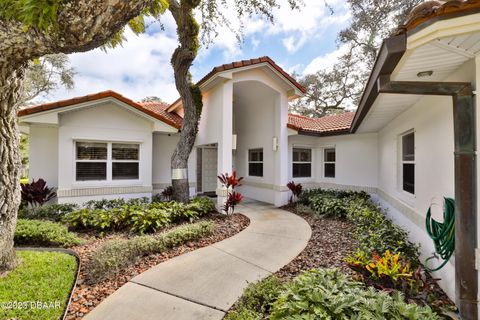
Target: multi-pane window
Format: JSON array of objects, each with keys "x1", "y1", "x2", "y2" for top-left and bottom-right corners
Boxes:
[
  {"x1": 248, "y1": 149, "x2": 263, "y2": 177},
  {"x1": 76, "y1": 142, "x2": 107, "y2": 181},
  {"x1": 402, "y1": 132, "x2": 415, "y2": 194},
  {"x1": 292, "y1": 148, "x2": 312, "y2": 178},
  {"x1": 112, "y1": 143, "x2": 139, "y2": 180},
  {"x1": 324, "y1": 148, "x2": 336, "y2": 178},
  {"x1": 75, "y1": 141, "x2": 140, "y2": 181}
]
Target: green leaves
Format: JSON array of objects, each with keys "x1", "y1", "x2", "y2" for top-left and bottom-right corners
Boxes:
[
  {"x1": 0, "y1": 0, "x2": 61, "y2": 32},
  {"x1": 15, "y1": 219, "x2": 82, "y2": 247}
]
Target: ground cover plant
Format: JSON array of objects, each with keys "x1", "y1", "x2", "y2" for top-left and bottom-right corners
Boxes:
[
  {"x1": 18, "y1": 203, "x2": 79, "y2": 222},
  {"x1": 88, "y1": 221, "x2": 214, "y2": 282},
  {"x1": 0, "y1": 251, "x2": 77, "y2": 320},
  {"x1": 15, "y1": 219, "x2": 82, "y2": 247},
  {"x1": 63, "y1": 196, "x2": 216, "y2": 234}
]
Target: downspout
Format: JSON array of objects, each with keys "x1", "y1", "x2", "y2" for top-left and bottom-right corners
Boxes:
[{"x1": 377, "y1": 76, "x2": 478, "y2": 320}]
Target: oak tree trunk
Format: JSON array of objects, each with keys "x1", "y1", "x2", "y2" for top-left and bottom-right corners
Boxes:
[
  {"x1": 0, "y1": 62, "x2": 24, "y2": 273},
  {"x1": 0, "y1": 0, "x2": 154, "y2": 272},
  {"x1": 169, "y1": 0, "x2": 202, "y2": 203}
]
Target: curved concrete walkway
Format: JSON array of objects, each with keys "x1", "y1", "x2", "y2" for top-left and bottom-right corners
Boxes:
[{"x1": 85, "y1": 199, "x2": 311, "y2": 320}]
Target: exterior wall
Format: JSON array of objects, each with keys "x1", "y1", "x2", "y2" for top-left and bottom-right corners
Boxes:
[
  {"x1": 152, "y1": 132, "x2": 196, "y2": 196},
  {"x1": 28, "y1": 125, "x2": 59, "y2": 187},
  {"x1": 56, "y1": 102, "x2": 154, "y2": 204},
  {"x1": 374, "y1": 58, "x2": 477, "y2": 300},
  {"x1": 288, "y1": 133, "x2": 378, "y2": 190},
  {"x1": 233, "y1": 69, "x2": 290, "y2": 206}
]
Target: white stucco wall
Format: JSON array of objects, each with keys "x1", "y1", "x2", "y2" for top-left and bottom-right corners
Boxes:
[
  {"x1": 374, "y1": 58, "x2": 477, "y2": 300},
  {"x1": 28, "y1": 125, "x2": 59, "y2": 187},
  {"x1": 152, "y1": 132, "x2": 196, "y2": 196},
  {"x1": 288, "y1": 133, "x2": 378, "y2": 189},
  {"x1": 56, "y1": 102, "x2": 154, "y2": 204}
]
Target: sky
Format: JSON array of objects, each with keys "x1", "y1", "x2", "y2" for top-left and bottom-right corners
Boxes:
[{"x1": 45, "y1": 0, "x2": 351, "y2": 105}]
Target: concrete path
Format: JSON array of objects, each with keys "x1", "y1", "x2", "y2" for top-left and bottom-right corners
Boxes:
[{"x1": 85, "y1": 199, "x2": 311, "y2": 320}]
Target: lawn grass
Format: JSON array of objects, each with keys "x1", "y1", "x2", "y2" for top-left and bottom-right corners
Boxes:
[{"x1": 0, "y1": 251, "x2": 77, "y2": 320}]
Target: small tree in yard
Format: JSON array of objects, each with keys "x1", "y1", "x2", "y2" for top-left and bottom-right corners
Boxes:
[
  {"x1": 0, "y1": 0, "x2": 302, "y2": 272},
  {"x1": 218, "y1": 171, "x2": 244, "y2": 215}
]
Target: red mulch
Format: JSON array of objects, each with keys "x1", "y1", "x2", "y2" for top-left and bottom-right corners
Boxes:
[
  {"x1": 65, "y1": 213, "x2": 249, "y2": 320},
  {"x1": 275, "y1": 205, "x2": 356, "y2": 279}
]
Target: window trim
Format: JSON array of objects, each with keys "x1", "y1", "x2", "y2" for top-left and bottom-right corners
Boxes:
[
  {"x1": 400, "y1": 130, "x2": 415, "y2": 195},
  {"x1": 323, "y1": 147, "x2": 336, "y2": 179},
  {"x1": 248, "y1": 148, "x2": 264, "y2": 178},
  {"x1": 74, "y1": 140, "x2": 141, "y2": 184},
  {"x1": 292, "y1": 147, "x2": 312, "y2": 178}
]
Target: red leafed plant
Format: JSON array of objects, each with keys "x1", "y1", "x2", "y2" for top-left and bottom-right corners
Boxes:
[
  {"x1": 21, "y1": 178, "x2": 57, "y2": 206},
  {"x1": 218, "y1": 171, "x2": 244, "y2": 214},
  {"x1": 287, "y1": 181, "x2": 303, "y2": 203}
]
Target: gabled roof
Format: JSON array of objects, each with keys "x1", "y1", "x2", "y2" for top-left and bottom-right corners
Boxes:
[
  {"x1": 198, "y1": 56, "x2": 306, "y2": 93},
  {"x1": 288, "y1": 112, "x2": 355, "y2": 136},
  {"x1": 167, "y1": 56, "x2": 306, "y2": 111},
  {"x1": 18, "y1": 90, "x2": 182, "y2": 130}
]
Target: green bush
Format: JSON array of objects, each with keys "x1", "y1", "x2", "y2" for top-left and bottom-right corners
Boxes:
[
  {"x1": 300, "y1": 188, "x2": 419, "y2": 263},
  {"x1": 18, "y1": 203, "x2": 79, "y2": 221},
  {"x1": 270, "y1": 268, "x2": 439, "y2": 320},
  {"x1": 226, "y1": 276, "x2": 283, "y2": 320},
  {"x1": 64, "y1": 197, "x2": 216, "y2": 234},
  {"x1": 88, "y1": 221, "x2": 214, "y2": 282},
  {"x1": 15, "y1": 219, "x2": 82, "y2": 247}
]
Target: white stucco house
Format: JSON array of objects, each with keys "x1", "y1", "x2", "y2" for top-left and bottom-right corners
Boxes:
[{"x1": 17, "y1": 1, "x2": 480, "y2": 317}]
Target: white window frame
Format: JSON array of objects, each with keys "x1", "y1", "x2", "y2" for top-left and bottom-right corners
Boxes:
[
  {"x1": 323, "y1": 147, "x2": 336, "y2": 179},
  {"x1": 292, "y1": 148, "x2": 312, "y2": 178},
  {"x1": 400, "y1": 130, "x2": 415, "y2": 195},
  {"x1": 74, "y1": 140, "x2": 141, "y2": 184},
  {"x1": 248, "y1": 148, "x2": 264, "y2": 177}
]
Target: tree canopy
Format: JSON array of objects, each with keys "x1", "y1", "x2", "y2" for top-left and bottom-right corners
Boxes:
[{"x1": 292, "y1": 0, "x2": 421, "y2": 117}]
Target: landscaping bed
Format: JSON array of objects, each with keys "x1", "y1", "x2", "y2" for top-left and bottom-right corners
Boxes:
[
  {"x1": 276, "y1": 206, "x2": 356, "y2": 279},
  {"x1": 0, "y1": 250, "x2": 78, "y2": 320},
  {"x1": 227, "y1": 187, "x2": 455, "y2": 319},
  {"x1": 65, "y1": 212, "x2": 249, "y2": 320}
]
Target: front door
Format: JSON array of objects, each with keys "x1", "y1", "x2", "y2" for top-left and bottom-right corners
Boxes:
[{"x1": 202, "y1": 147, "x2": 218, "y2": 193}]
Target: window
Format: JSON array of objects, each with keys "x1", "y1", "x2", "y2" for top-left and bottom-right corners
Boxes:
[
  {"x1": 76, "y1": 142, "x2": 107, "y2": 181},
  {"x1": 112, "y1": 143, "x2": 139, "y2": 180},
  {"x1": 248, "y1": 149, "x2": 263, "y2": 177},
  {"x1": 292, "y1": 148, "x2": 312, "y2": 178},
  {"x1": 75, "y1": 141, "x2": 140, "y2": 182},
  {"x1": 402, "y1": 132, "x2": 415, "y2": 194},
  {"x1": 324, "y1": 148, "x2": 335, "y2": 178}
]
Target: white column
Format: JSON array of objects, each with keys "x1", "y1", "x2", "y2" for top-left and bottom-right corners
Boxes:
[
  {"x1": 216, "y1": 81, "x2": 233, "y2": 210},
  {"x1": 273, "y1": 92, "x2": 289, "y2": 206},
  {"x1": 475, "y1": 54, "x2": 480, "y2": 315}
]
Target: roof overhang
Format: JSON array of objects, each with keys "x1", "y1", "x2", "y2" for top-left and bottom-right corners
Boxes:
[
  {"x1": 353, "y1": 11, "x2": 480, "y2": 134},
  {"x1": 19, "y1": 95, "x2": 179, "y2": 133}
]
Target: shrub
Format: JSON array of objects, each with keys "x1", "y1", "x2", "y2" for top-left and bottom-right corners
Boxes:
[
  {"x1": 270, "y1": 268, "x2": 439, "y2": 320},
  {"x1": 15, "y1": 219, "x2": 82, "y2": 247},
  {"x1": 64, "y1": 197, "x2": 217, "y2": 234},
  {"x1": 218, "y1": 171, "x2": 244, "y2": 214},
  {"x1": 295, "y1": 203, "x2": 315, "y2": 216},
  {"x1": 309, "y1": 194, "x2": 350, "y2": 218},
  {"x1": 161, "y1": 186, "x2": 174, "y2": 201},
  {"x1": 18, "y1": 203, "x2": 79, "y2": 222},
  {"x1": 20, "y1": 178, "x2": 56, "y2": 206},
  {"x1": 88, "y1": 221, "x2": 214, "y2": 282},
  {"x1": 286, "y1": 181, "x2": 302, "y2": 204},
  {"x1": 228, "y1": 276, "x2": 284, "y2": 319}
]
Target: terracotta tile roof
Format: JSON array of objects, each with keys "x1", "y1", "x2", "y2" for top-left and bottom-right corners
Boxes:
[
  {"x1": 198, "y1": 56, "x2": 305, "y2": 93},
  {"x1": 139, "y1": 101, "x2": 183, "y2": 129},
  {"x1": 168, "y1": 56, "x2": 306, "y2": 111},
  {"x1": 18, "y1": 90, "x2": 182, "y2": 130},
  {"x1": 397, "y1": 0, "x2": 480, "y2": 34},
  {"x1": 288, "y1": 112, "x2": 355, "y2": 135}
]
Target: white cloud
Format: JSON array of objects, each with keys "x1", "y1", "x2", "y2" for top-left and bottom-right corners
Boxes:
[
  {"x1": 42, "y1": 27, "x2": 181, "y2": 104},
  {"x1": 303, "y1": 44, "x2": 349, "y2": 75}
]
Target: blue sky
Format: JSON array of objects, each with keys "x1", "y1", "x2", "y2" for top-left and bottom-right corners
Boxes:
[{"x1": 47, "y1": 0, "x2": 351, "y2": 104}]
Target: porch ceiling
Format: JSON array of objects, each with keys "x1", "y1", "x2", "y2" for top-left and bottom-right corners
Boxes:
[{"x1": 356, "y1": 30, "x2": 480, "y2": 134}]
